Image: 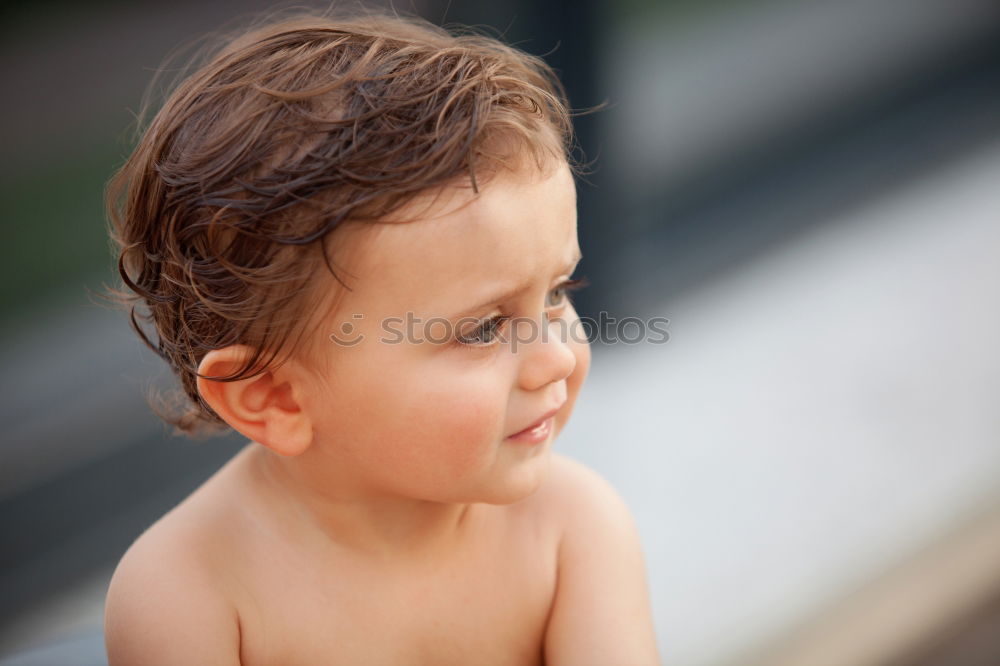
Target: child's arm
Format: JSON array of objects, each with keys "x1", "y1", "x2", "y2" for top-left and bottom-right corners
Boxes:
[
  {"x1": 104, "y1": 530, "x2": 241, "y2": 665},
  {"x1": 543, "y1": 455, "x2": 661, "y2": 666}
]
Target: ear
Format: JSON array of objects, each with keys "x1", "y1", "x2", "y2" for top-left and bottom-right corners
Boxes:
[{"x1": 196, "y1": 346, "x2": 313, "y2": 457}]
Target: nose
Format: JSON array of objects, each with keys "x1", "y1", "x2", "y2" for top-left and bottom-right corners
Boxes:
[{"x1": 515, "y1": 314, "x2": 578, "y2": 392}]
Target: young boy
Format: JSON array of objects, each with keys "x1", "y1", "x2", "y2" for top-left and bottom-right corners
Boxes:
[{"x1": 104, "y1": 13, "x2": 659, "y2": 665}]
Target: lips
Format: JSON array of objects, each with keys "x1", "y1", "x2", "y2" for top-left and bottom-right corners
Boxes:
[{"x1": 508, "y1": 403, "x2": 564, "y2": 439}]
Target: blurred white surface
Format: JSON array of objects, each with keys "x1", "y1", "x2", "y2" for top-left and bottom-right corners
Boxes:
[{"x1": 561, "y1": 138, "x2": 1000, "y2": 665}]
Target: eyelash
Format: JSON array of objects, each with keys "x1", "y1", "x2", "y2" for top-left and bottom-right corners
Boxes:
[
  {"x1": 456, "y1": 277, "x2": 590, "y2": 349},
  {"x1": 546, "y1": 277, "x2": 589, "y2": 309}
]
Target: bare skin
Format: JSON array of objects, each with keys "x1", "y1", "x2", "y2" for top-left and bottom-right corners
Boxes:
[
  {"x1": 107, "y1": 447, "x2": 652, "y2": 665},
  {"x1": 105, "y1": 162, "x2": 660, "y2": 665}
]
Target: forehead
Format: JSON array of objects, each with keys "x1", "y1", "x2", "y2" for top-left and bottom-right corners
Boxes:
[{"x1": 332, "y1": 163, "x2": 578, "y2": 317}]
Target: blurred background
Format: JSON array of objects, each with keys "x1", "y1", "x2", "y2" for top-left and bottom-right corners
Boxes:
[{"x1": 2, "y1": 0, "x2": 1000, "y2": 664}]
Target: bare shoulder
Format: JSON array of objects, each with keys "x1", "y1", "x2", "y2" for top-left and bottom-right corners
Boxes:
[
  {"x1": 528, "y1": 453, "x2": 635, "y2": 531},
  {"x1": 539, "y1": 453, "x2": 661, "y2": 666},
  {"x1": 104, "y1": 474, "x2": 243, "y2": 665},
  {"x1": 541, "y1": 453, "x2": 627, "y2": 502}
]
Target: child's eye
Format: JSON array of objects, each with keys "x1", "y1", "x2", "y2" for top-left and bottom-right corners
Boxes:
[
  {"x1": 454, "y1": 277, "x2": 589, "y2": 351},
  {"x1": 545, "y1": 277, "x2": 589, "y2": 309},
  {"x1": 456, "y1": 315, "x2": 510, "y2": 348}
]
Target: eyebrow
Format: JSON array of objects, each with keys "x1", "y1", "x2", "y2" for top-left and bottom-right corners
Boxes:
[{"x1": 455, "y1": 251, "x2": 583, "y2": 318}]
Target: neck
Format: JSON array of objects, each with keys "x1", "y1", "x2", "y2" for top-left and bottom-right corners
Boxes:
[{"x1": 243, "y1": 444, "x2": 475, "y2": 561}]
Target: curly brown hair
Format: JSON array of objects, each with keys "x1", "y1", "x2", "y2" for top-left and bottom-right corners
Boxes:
[{"x1": 107, "y1": 12, "x2": 575, "y2": 435}]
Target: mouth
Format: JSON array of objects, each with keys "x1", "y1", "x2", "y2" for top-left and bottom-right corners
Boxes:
[{"x1": 506, "y1": 404, "x2": 563, "y2": 444}]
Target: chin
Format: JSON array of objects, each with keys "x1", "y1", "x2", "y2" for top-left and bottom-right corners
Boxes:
[{"x1": 477, "y1": 449, "x2": 553, "y2": 505}]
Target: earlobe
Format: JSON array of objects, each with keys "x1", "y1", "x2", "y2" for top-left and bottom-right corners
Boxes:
[{"x1": 196, "y1": 346, "x2": 313, "y2": 456}]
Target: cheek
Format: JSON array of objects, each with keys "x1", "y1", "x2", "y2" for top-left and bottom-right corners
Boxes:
[
  {"x1": 556, "y1": 329, "x2": 591, "y2": 435},
  {"x1": 381, "y1": 364, "x2": 509, "y2": 471},
  {"x1": 570, "y1": 335, "x2": 591, "y2": 392}
]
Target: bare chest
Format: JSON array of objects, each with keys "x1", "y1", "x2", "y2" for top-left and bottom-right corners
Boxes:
[{"x1": 233, "y1": 529, "x2": 557, "y2": 665}]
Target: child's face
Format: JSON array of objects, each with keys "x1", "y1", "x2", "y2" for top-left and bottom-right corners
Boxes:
[{"x1": 298, "y1": 159, "x2": 589, "y2": 504}]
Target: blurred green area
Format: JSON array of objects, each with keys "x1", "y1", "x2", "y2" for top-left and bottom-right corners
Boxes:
[{"x1": 0, "y1": 141, "x2": 124, "y2": 327}]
